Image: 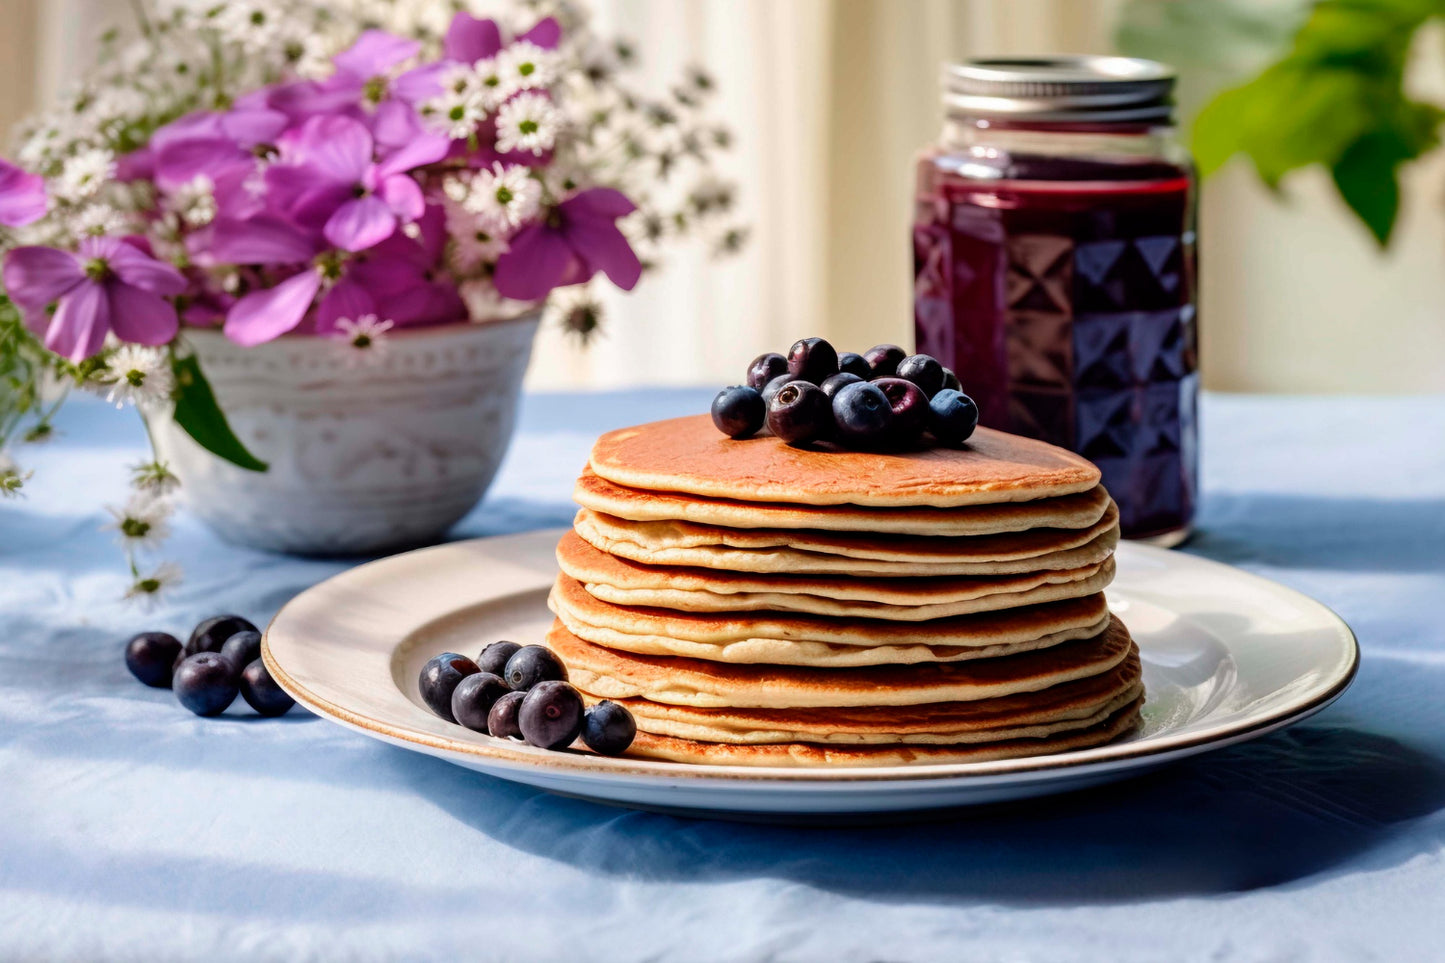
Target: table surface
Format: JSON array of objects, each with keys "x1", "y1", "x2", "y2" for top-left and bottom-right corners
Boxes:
[{"x1": 3, "y1": 390, "x2": 1444, "y2": 963}]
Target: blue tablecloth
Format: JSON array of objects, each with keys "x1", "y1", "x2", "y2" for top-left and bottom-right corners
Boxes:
[{"x1": 3, "y1": 391, "x2": 1444, "y2": 962}]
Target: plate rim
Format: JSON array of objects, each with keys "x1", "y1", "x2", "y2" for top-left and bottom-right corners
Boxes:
[{"x1": 263, "y1": 530, "x2": 1359, "y2": 787}]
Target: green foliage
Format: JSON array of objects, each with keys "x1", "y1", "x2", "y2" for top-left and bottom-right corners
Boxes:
[
  {"x1": 1184, "y1": 0, "x2": 1445, "y2": 246},
  {"x1": 170, "y1": 351, "x2": 268, "y2": 473}
]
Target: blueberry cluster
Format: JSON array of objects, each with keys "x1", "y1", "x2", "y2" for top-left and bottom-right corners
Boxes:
[
  {"x1": 124, "y1": 615, "x2": 295, "y2": 718},
  {"x1": 418, "y1": 642, "x2": 636, "y2": 756},
  {"x1": 711, "y1": 339, "x2": 980, "y2": 450}
]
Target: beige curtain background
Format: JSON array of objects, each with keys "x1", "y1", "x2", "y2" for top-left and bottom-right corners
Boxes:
[{"x1": 5, "y1": 0, "x2": 1443, "y2": 392}]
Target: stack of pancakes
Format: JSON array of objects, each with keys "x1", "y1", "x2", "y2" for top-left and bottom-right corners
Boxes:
[{"x1": 547, "y1": 414, "x2": 1143, "y2": 767}]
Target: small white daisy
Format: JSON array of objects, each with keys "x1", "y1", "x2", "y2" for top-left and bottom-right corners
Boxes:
[
  {"x1": 545, "y1": 289, "x2": 605, "y2": 344},
  {"x1": 497, "y1": 41, "x2": 559, "y2": 92},
  {"x1": 56, "y1": 148, "x2": 115, "y2": 202},
  {"x1": 0, "y1": 452, "x2": 31, "y2": 499},
  {"x1": 125, "y1": 562, "x2": 183, "y2": 609},
  {"x1": 213, "y1": 1, "x2": 285, "y2": 52},
  {"x1": 494, "y1": 92, "x2": 562, "y2": 156},
  {"x1": 106, "y1": 493, "x2": 174, "y2": 551},
  {"x1": 424, "y1": 84, "x2": 488, "y2": 141},
  {"x1": 103, "y1": 345, "x2": 175, "y2": 410},
  {"x1": 168, "y1": 174, "x2": 217, "y2": 227},
  {"x1": 462, "y1": 162, "x2": 542, "y2": 231},
  {"x1": 471, "y1": 57, "x2": 515, "y2": 110},
  {"x1": 71, "y1": 203, "x2": 128, "y2": 237},
  {"x1": 333, "y1": 314, "x2": 395, "y2": 361}
]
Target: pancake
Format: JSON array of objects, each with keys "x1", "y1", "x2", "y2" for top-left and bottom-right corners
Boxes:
[
  {"x1": 557, "y1": 531, "x2": 1116, "y2": 620},
  {"x1": 575, "y1": 469, "x2": 1112, "y2": 537},
  {"x1": 546, "y1": 615, "x2": 1135, "y2": 708},
  {"x1": 611, "y1": 654, "x2": 1142, "y2": 744},
  {"x1": 574, "y1": 501, "x2": 1120, "y2": 563},
  {"x1": 550, "y1": 576, "x2": 1113, "y2": 666},
  {"x1": 588, "y1": 414, "x2": 1102, "y2": 507},
  {"x1": 574, "y1": 511, "x2": 1120, "y2": 576},
  {"x1": 622, "y1": 697, "x2": 1143, "y2": 767}
]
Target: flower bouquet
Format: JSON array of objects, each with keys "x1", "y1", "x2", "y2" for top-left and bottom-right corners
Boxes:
[{"x1": 0, "y1": 0, "x2": 740, "y2": 594}]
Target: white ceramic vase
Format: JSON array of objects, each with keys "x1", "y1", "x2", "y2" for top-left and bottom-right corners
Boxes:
[{"x1": 154, "y1": 313, "x2": 540, "y2": 555}]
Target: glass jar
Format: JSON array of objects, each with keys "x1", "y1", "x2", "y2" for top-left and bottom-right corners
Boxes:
[{"x1": 913, "y1": 57, "x2": 1198, "y2": 544}]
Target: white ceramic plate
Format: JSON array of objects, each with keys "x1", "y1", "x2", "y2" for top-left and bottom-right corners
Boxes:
[{"x1": 263, "y1": 529, "x2": 1358, "y2": 817}]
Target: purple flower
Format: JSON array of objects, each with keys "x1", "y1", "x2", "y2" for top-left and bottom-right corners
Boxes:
[
  {"x1": 264, "y1": 115, "x2": 448, "y2": 252},
  {"x1": 0, "y1": 158, "x2": 46, "y2": 227},
  {"x1": 444, "y1": 13, "x2": 503, "y2": 63},
  {"x1": 270, "y1": 30, "x2": 441, "y2": 118},
  {"x1": 492, "y1": 188, "x2": 642, "y2": 301},
  {"x1": 2, "y1": 238, "x2": 184, "y2": 361}
]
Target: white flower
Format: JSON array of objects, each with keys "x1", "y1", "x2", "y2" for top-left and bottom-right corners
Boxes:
[
  {"x1": 471, "y1": 57, "x2": 515, "y2": 110},
  {"x1": 168, "y1": 175, "x2": 218, "y2": 227},
  {"x1": 125, "y1": 562, "x2": 183, "y2": 609},
  {"x1": 103, "y1": 345, "x2": 175, "y2": 410},
  {"x1": 424, "y1": 75, "x2": 488, "y2": 140},
  {"x1": 497, "y1": 41, "x2": 559, "y2": 91},
  {"x1": 462, "y1": 162, "x2": 542, "y2": 231},
  {"x1": 333, "y1": 314, "x2": 394, "y2": 362},
  {"x1": 71, "y1": 204, "x2": 128, "y2": 237},
  {"x1": 494, "y1": 92, "x2": 562, "y2": 156},
  {"x1": 0, "y1": 452, "x2": 31, "y2": 499},
  {"x1": 55, "y1": 148, "x2": 115, "y2": 202},
  {"x1": 545, "y1": 288, "x2": 605, "y2": 344},
  {"x1": 213, "y1": 1, "x2": 286, "y2": 52},
  {"x1": 444, "y1": 197, "x2": 509, "y2": 273},
  {"x1": 106, "y1": 493, "x2": 174, "y2": 551}
]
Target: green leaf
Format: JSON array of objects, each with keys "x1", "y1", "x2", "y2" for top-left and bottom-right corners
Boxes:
[
  {"x1": 1332, "y1": 133, "x2": 1403, "y2": 244},
  {"x1": 170, "y1": 353, "x2": 268, "y2": 473}
]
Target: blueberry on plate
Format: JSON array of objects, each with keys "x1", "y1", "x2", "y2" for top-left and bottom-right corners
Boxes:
[
  {"x1": 832, "y1": 381, "x2": 893, "y2": 448},
  {"x1": 895, "y1": 353, "x2": 945, "y2": 398},
  {"x1": 837, "y1": 351, "x2": 871, "y2": 379},
  {"x1": 173, "y1": 653, "x2": 239, "y2": 717},
  {"x1": 239, "y1": 659, "x2": 295, "y2": 717},
  {"x1": 928, "y1": 388, "x2": 980, "y2": 446},
  {"x1": 504, "y1": 644, "x2": 568, "y2": 692},
  {"x1": 941, "y1": 367, "x2": 962, "y2": 392},
  {"x1": 820, "y1": 371, "x2": 863, "y2": 399},
  {"x1": 863, "y1": 344, "x2": 907, "y2": 378},
  {"x1": 487, "y1": 690, "x2": 526, "y2": 739},
  {"x1": 581, "y1": 701, "x2": 637, "y2": 756},
  {"x1": 872, "y1": 377, "x2": 929, "y2": 443},
  {"x1": 711, "y1": 385, "x2": 766, "y2": 439},
  {"x1": 219, "y1": 630, "x2": 263, "y2": 675},
  {"x1": 186, "y1": 615, "x2": 258, "y2": 657},
  {"x1": 759, "y1": 373, "x2": 793, "y2": 408},
  {"x1": 786, "y1": 337, "x2": 839, "y2": 384},
  {"x1": 477, "y1": 640, "x2": 522, "y2": 676},
  {"x1": 419, "y1": 652, "x2": 480, "y2": 722},
  {"x1": 451, "y1": 672, "x2": 511, "y2": 733},
  {"x1": 125, "y1": 631, "x2": 183, "y2": 688},
  {"x1": 518, "y1": 680, "x2": 586, "y2": 750},
  {"x1": 766, "y1": 381, "x2": 833, "y2": 447},
  {"x1": 746, "y1": 352, "x2": 788, "y2": 389}
]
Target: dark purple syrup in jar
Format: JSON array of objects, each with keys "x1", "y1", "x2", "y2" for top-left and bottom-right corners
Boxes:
[{"x1": 914, "y1": 58, "x2": 1198, "y2": 542}]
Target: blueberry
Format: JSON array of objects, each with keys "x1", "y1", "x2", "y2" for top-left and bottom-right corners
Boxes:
[
  {"x1": 863, "y1": 344, "x2": 907, "y2": 378},
  {"x1": 928, "y1": 388, "x2": 980, "y2": 446},
  {"x1": 832, "y1": 381, "x2": 893, "y2": 447},
  {"x1": 219, "y1": 630, "x2": 263, "y2": 675},
  {"x1": 837, "y1": 351, "x2": 871, "y2": 379},
  {"x1": 239, "y1": 659, "x2": 295, "y2": 717},
  {"x1": 766, "y1": 380, "x2": 833, "y2": 446},
  {"x1": 504, "y1": 644, "x2": 568, "y2": 692},
  {"x1": 820, "y1": 371, "x2": 864, "y2": 399},
  {"x1": 173, "y1": 653, "x2": 239, "y2": 717},
  {"x1": 186, "y1": 615, "x2": 258, "y2": 657},
  {"x1": 125, "y1": 631, "x2": 182, "y2": 688},
  {"x1": 759, "y1": 373, "x2": 792, "y2": 408},
  {"x1": 786, "y1": 337, "x2": 839, "y2": 384},
  {"x1": 746, "y1": 352, "x2": 788, "y2": 389},
  {"x1": 581, "y1": 700, "x2": 637, "y2": 756},
  {"x1": 419, "y1": 652, "x2": 480, "y2": 722},
  {"x1": 451, "y1": 671, "x2": 511, "y2": 733},
  {"x1": 477, "y1": 641, "x2": 522, "y2": 676},
  {"x1": 487, "y1": 690, "x2": 526, "y2": 739},
  {"x1": 895, "y1": 354, "x2": 945, "y2": 397},
  {"x1": 873, "y1": 377, "x2": 929, "y2": 443},
  {"x1": 710, "y1": 385, "x2": 766, "y2": 439},
  {"x1": 518, "y1": 680, "x2": 585, "y2": 750},
  {"x1": 941, "y1": 367, "x2": 962, "y2": 392}
]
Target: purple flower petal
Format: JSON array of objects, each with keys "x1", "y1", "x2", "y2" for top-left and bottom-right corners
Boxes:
[
  {"x1": 376, "y1": 126, "x2": 451, "y2": 177},
  {"x1": 391, "y1": 64, "x2": 445, "y2": 106},
  {"x1": 492, "y1": 224, "x2": 573, "y2": 301},
  {"x1": 0, "y1": 159, "x2": 46, "y2": 227},
  {"x1": 45, "y1": 281, "x2": 109, "y2": 362},
  {"x1": 114, "y1": 148, "x2": 154, "y2": 183},
  {"x1": 518, "y1": 17, "x2": 562, "y2": 50},
  {"x1": 335, "y1": 30, "x2": 421, "y2": 80},
  {"x1": 105, "y1": 243, "x2": 187, "y2": 296},
  {"x1": 218, "y1": 107, "x2": 289, "y2": 147},
  {"x1": 209, "y1": 216, "x2": 317, "y2": 265},
  {"x1": 107, "y1": 282, "x2": 180, "y2": 345},
  {"x1": 444, "y1": 13, "x2": 502, "y2": 63},
  {"x1": 324, "y1": 195, "x2": 397, "y2": 252},
  {"x1": 346, "y1": 253, "x2": 424, "y2": 295},
  {"x1": 565, "y1": 217, "x2": 642, "y2": 292},
  {"x1": 2, "y1": 246, "x2": 83, "y2": 308},
  {"x1": 384, "y1": 280, "x2": 466, "y2": 327},
  {"x1": 289, "y1": 116, "x2": 374, "y2": 185},
  {"x1": 223, "y1": 270, "x2": 322, "y2": 346},
  {"x1": 376, "y1": 174, "x2": 424, "y2": 223},
  {"x1": 268, "y1": 77, "x2": 364, "y2": 119},
  {"x1": 155, "y1": 138, "x2": 250, "y2": 190},
  {"x1": 561, "y1": 187, "x2": 637, "y2": 221},
  {"x1": 314, "y1": 277, "x2": 376, "y2": 334}
]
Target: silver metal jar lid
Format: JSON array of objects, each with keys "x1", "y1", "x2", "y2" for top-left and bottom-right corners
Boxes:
[{"x1": 943, "y1": 56, "x2": 1175, "y2": 123}]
